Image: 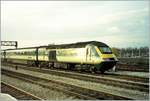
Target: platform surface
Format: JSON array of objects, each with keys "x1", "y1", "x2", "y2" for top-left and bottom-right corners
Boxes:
[{"x1": 0, "y1": 93, "x2": 17, "y2": 101}]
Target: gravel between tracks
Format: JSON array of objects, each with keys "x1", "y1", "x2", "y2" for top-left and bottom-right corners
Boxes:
[
  {"x1": 1, "y1": 75, "x2": 77, "y2": 100},
  {"x1": 106, "y1": 71, "x2": 149, "y2": 78},
  {"x1": 1, "y1": 82, "x2": 42, "y2": 100},
  {"x1": 2, "y1": 66, "x2": 149, "y2": 100}
]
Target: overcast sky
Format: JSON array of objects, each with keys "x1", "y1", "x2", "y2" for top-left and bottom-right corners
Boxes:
[{"x1": 1, "y1": 1, "x2": 149, "y2": 49}]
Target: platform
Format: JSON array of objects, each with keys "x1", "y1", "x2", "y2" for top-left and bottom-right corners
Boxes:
[{"x1": 0, "y1": 93, "x2": 17, "y2": 101}]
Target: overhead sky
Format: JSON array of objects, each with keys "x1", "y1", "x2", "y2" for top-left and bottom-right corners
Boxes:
[{"x1": 1, "y1": 1, "x2": 149, "y2": 49}]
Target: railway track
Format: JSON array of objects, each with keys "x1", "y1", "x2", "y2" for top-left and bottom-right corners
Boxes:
[
  {"x1": 2, "y1": 63, "x2": 148, "y2": 93},
  {"x1": 116, "y1": 63, "x2": 149, "y2": 72},
  {"x1": 2, "y1": 68, "x2": 132, "y2": 100},
  {"x1": 3, "y1": 62, "x2": 148, "y2": 83},
  {"x1": 2, "y1": 62, "x2": 149, "y2": 83},
  {"x1": 1, "y1": 81, "x2": 42, "y2": 100},
  {"x1": 102, "y1": 73, "x2": 148, "y2": 83}
]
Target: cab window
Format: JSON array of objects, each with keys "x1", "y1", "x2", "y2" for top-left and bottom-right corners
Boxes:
[{"x1": 99, "y1": 47, "x2": 112, "y2": 54}]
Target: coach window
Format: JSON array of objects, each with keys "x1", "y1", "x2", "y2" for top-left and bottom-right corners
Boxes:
[
  {"x1": 32, "y1": 51, "x2": 34, "y2": 55},
  {"x1": 31, "y1": 51, "x2": 35, "y2": 55},
  {"x1": 45, "y1": 51, "x2": 48, "y2": 56},
  {"x1": 27, "y1": 51, "x2": 30, "y2": 55},
  {"x1": 25, "y1": 52, "x2": 27, "y2": 55},
  {"x1": 39, "y1": 51, "x2": 43, "y2": 55}
]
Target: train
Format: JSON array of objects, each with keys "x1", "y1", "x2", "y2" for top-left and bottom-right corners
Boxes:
[{"x1": 1, "y1": 41, "x2": 118, "y2": 73}]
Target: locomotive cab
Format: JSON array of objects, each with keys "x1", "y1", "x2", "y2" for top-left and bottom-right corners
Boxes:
[
  {"x1": 86, "y1": 44, "x2": 118, "y2": 73},
  {"x1": 97, "y1": 46, "x2": 118, "y2": 72}
]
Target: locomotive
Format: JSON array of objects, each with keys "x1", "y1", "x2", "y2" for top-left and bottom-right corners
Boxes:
[{"x1": 1, "y1": 41, "x2": 118, "y2": 73}]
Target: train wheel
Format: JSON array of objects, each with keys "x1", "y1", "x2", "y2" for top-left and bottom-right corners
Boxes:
[
  {"x1": 67, "y1": 64, "x2": 71, "y2": 70},
  {"x1": 48, "y1": 63, "x2": 51, "y2": 69},
  {"x1": 38, "y1": 64, "x2": 41, "y2": 69},
  {"x1": 90, "y1": 66, "x2": 97, "y2": 73},
  {"x1": 67, "y1": 64, "x2": 75, "y2": 70},
  {"x1": 100, "y1": 70, "x2": 105, "y2": 74},
  {"x1": 35, "y1": 61, "x2": 39, "y2": 67},
  {"x1": 69, "y1": 64, "x2": 75, "y2": 70},
  {"x1": 80, "y1": 68, "x2": 84, "y2": 72},
  {"x1": 51, "y1": 62, "x2": 54, "y2": 69}
]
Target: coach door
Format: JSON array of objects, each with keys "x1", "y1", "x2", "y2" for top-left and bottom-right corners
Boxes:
[
  {"x1": 86, "y1": 47, "x2": 91, "y2": 63},
  {"x1": 49, "y1": 50, "x2": 56, "y2": 61}
]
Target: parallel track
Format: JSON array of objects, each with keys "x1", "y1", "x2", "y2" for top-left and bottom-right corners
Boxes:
[
  {"x1": 2, "y1": 63, "x2": 148, "y2": 93},
  {"x1": 1, "y1": 81, "x2": 42, "y2": 100},
  {"x1": 116, "y1": 63, "x2": 149, "y2": 72},
  {"x1": 2, "y1": 69, "x2": 132, "y2": 100}
]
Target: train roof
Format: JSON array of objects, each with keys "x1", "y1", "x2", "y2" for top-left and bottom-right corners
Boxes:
[
  {"x1": 46, "y1": 41, "x2": 108, "y2": 49},
  {"x1": 2, "y1": 41, "x2": 109, "y2": 50}
]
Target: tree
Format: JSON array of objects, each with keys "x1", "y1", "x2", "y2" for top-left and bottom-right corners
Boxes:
[{"x1": 111, "y1": 47, "x2": 120, "y2": 57}]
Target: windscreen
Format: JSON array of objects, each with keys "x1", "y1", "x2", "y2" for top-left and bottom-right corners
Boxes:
[{"x1": 99, "y1": 47, "x2": 112, "y2": 54}]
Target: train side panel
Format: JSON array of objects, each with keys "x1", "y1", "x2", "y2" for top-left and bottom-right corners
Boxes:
[
  {"x1": 5, "y1": 49, "x2": 36, "y2": 60},
  {"x1": 55, "y1": 48, "x2": 86, "y2": 64}
]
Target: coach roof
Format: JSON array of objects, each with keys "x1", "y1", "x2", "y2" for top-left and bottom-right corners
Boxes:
[{"x1": 3, "y1": 41, "x2": 109, "y2": 50}]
